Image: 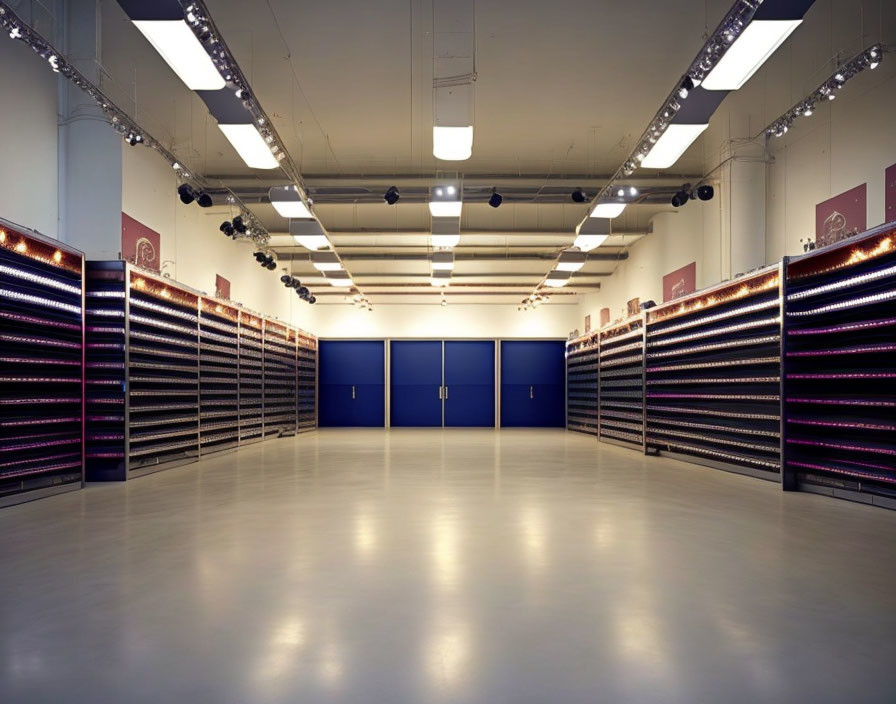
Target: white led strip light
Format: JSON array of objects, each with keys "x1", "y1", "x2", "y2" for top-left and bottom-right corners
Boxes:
[
  {"x1": 0, "y1": 264, "x2": 82, "y2": 295},
  {"x1": 788, "y1": 288, "x2": 896, "y2": 316},
  {"x1": 787, "y1": 262, "x2": 896, "y2": 301}
]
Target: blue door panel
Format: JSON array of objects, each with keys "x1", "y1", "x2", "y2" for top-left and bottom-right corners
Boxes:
[
  {"x1": 319, "y1": 341, "x2": 385, "y2": 427},
  {"x1": 444, "y1": 341, "x2": 495, "y2": 427},
  {"x1": 500, "y1": 341, "x2": 566, "y2": 427},
  {"x1": 390, "y1": 341, "x2": 442, "y2": 427}
]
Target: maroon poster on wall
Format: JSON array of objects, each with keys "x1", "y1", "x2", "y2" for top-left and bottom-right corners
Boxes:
[
  {"x1": 599, "y1": 308, "x2": 610, "y2": 327},
  {"x1": 584, "y1": 315, "x2": 591, "y2": 333},
  {"x1": 121, "y1": 212, "x2": 161, "y2": 273},
  {"x1": 815, "y1": 184, "x2": 867, "y2": 247},
  {"x1": 663, "y1": 261, "x2": 697, "y2": 302},
  {"x1": 886, "y1": 163, "x2": 896, "y2": 224},
  {"x1": 215, "y1": 275, "x2": 231, "y2": 299},
  {"x1": 626, "y1": 298, "x2": 640, "y2": 318}
]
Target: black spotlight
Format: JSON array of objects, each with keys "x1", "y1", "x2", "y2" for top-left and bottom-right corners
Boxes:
[
  {"x1": 571, "y1": 188, "x2": 586, "y2": 203},
  {"x1": 671, "y1": 190, "x2": 690, "y2": 208},
  {"x1": 678, "y1": 76, "x2": 695, "y2": 99},
  {"x1": 308, "y1": 296, "x2": 316, "y2": 304},
  {"x1": 232, "y1": 216, "x2": 247, "y2": 234},
  {"x1": 178, "y1": 184, "x2": 196, "y2": 204},
  {"x1": 265, "y1": 260, "x2": 277, "y2": 271},
  {"x1": 297, "y1": 286, "x2": 310, "y2": 297},
  {"x1": 488, "y1": 188, "x2": 503, "y2": 208},
  {"x1": 384, "y1": 186, "x2": 400, "y2": 205},
  {"x1": 196, "y1": 192, "x2": 213, "y2": 208},
  {"x1": 254, "y1": 251, "x2": 267, "y2": 262},
  {"x1": 290, "y1": 279, "x2": 302, "y2": 289},
  {"x1": 220, "y1": 221, "x2": 235, "y2": 237},
  {"x1": 280, "y1": 274, "x2": 292, "y2": 285},
  {"x1": 696, "y1": 184, "x2": 714, "y2": 201}
]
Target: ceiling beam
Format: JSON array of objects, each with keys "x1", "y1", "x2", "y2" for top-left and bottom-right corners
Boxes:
[{"x1": 276, "y1": 251, "x2": 627, "y2": 262}]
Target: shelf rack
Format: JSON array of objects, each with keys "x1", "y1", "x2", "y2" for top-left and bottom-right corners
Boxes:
[
  {"x1": 85, "y1": 262, "x2": 200, "y2": 480},
  {"x1": 644, "y1": 266, "x2": 783, "y2": 480},
  {"x1": 0, "y1": 220, "x2": 85, "y2": 506},
  {"x1": 238, "y1": 311, "x2": 265, "y2": 444},
  {"x1": 598, "y1": 315, "x2": 645, "y2": 450},
  {"x1": 199, "y1": 297, "x2": 240, "y2": 455},
  {"x1": 566, "y1": 332, "x2": 599, "y2": 435},
  {"x1": 783, "y1": 222, "x2": 896, "y2": 508},
  {"x1": 262, "y1": 319, "x2": 297, "y2": 438},
  {"x1": 297, "y1": 330, "x2": 318, "y2": 432}
]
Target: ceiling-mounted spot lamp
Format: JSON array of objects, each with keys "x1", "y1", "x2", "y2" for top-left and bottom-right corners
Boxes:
[
  {"x1": 116, "y1": 0, "x2": 225, "y2": 90},
  {"x1": 573, "y1": 215, "x2": 611, "y2": 252},
  {"x1": 544, "y1": 270, "x2": 571, "y2": 288},
  {"x1": 431, "y1": 270, "x2": 451, "y2": 287},
  {"x1": 198, "y1": 90, "x2": 278, "y2": 169},
  {"x1": 269, "y1": 186, "x2": 313, "y2": 218},
  {"x1": 429, "y1": 182, "x2": 462, "y2": 217},
  {"x1": 289, "y1": 218, "x2": 330, "y2": 251},
  {"x1": 671, "y1": 187, "x2": 690, "y2": 208},
  {"x1": 384, "y1": 186, "x2": 400, "y2": 205},
  {"x1": 220, "y1": 220, "x2": 235, "y2": 237},
  {"x1": 431, "y1": 251, "x2": 455, "y2": 271},
  {"x1": 488, "y1": 188, "x2": 503, "y2": 208},
  {"x1": 571, "y1": 188, "x2": 587, "y2": 203},
  {"x1": 177, "y1": 183, "x2": 196, "y2": 204},
  {"x1": 695, "y1": 184, "x2": 714, "y2": 201},
  {"x1": 641, "y1": 87, "x2": 727, "y2": 168},
  {"x1": 311, "y1": 251, "x2": 343, "y2": 272},
  {"x1": 196, "y1": 191, "x2": 213, "y2": 208},
  {"x1": 556, "y1": 248, "x2": 586, "y2": 272},
  {"x1": 701, "y1": 0, "x2": 816, "y2": 91}
]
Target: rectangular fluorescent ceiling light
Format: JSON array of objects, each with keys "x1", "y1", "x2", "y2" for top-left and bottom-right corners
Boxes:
[
  {"x1": 433, "y1": 126, "x2": 473, "y2": 161},
  {"x1": 431, "y1": 271, "x2": 451, "y2": 287},
  {"x1": 218, "y1": 124, "x2": 279, "y2": 169},
  {"x1": 325, "y1": 273, "x2": 352, "y2": 287},
  {"x1": 312, "y1": 251, "x2": 342, "y2": 271},
  {"x1": 431, "y1": 251, "x2": 455, "y2": 270},
  {"x1": 429, "y1": 201, "x2": 462, "y2": 218},
  {"x1": 289, "y1": 219, "x2": 330, "y2": 251},
  {"x1": 590, "y1": 202, "x2": 627, "y2": 219},
  {"x1": 556, "y1": 248, "x2": 586, "y2": 272},
  {"x1": 573, "y1": 234, "x2": 609, "y2": 252},
  {"x1": 269, "y1": 186, "x2": 313, "y2": 219},
  {"x1": 702, "y1": 20, "x2": 803, "y2": 90},
  {"x1": 132, "y1": 20, "x2": 225, "y2": 90},
  {"x1": 294, "y1": 235, "x2": 330, "y2": 250},
  {"x1": 431, "y1": 234, "x2": 460, "y2": 248},
  {"x1": 544, "y1": 270, "x2": 572, "y2": 288},
  {"x1": 641, "y1": 124, "x2": 708, "y2": 169}
]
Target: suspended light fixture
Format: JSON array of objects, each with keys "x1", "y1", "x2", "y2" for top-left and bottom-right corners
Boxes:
[
  {"x1": 702, "y1": 20, "x2": 804, "y2": 91},
  {"x1": 198, "y1": 90, "x2": 278, "y2": 169},
  {"x1": 311, "y1": 251, "x2": 343, "y2": 271},
  {"x1": 383, "y1": 186, "x2": 400, "y2": 205},
  {"x1": 488, "y1": 188, "x2": 503, "y2": 208},
  {"x1": 269, "y1": 186, "x2": 313, "y2": 219},
  {"x1": 571, "y1": 188, "x2": 587, "y2": 203},
  {"x1": 431, "y1": 216, "x2": 461, "y2": 249},
  {"x1": 433, "y1": 126, "x2": 473, "y2": 161},
  {"x1": 590, "y1": 202, "x2": 627, "y2": 219},
  {"x1": 429, "y1": 183, "x2": 463, "y2": 217},
  {"x1": 289, "y1": 219, "x2": 330, "y2": 251},
  {"x1": 641, "y1": 124, "x2": 709, "y2": 168},
  {"x1": 118, "y1": 1, "x2": 225, "y2": 90},
  {"x1": 573, "y1": 215, "x2": 611, "y2": 252},
  {"x1": 324, "y1": 271, "x2": 352, "y2": 287},
  {"x1": 544, "y1": 270, "x2": 572, "y2": 288},
  {"x1": 556, "y1": 248, "x2": 586, "y2": 272},
  {"x1": 431, "y1": 251, "x2": 455, "y2": 271},
  {"x1": 431, "y1": 270, "x2": 451, "y2": 287}
]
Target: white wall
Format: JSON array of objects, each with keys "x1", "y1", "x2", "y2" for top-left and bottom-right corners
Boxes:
[
  {"x1": 120, "y1": 145, "x2": 305, "y2": 327},
  {"x1": 303, "y1": 301, "x2": 580, "y2": 339},
  {"x1": 0, "y1": 37, "x2": 58, "y2": 237}
]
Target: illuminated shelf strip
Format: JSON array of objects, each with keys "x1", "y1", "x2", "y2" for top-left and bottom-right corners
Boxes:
[
  {"x1": 131, "y1": 429, "x2": 199, "y2": 443},
  {"x1": 0, "y1": 287, "x2": 81, "y2": 314},
  {"x1": 0, "y1": 310, "x2": 81, "y2": 331},
  {"x1": 649, "y1": 317, "x2": 780, "y2": 348},
  {"x1": 88, "y1": 308, "x2": 124, "y2": 318},
  {"x1": 648, "y1": 405, "x2": 779, "y2": 421},
  {"x1": 0, "y1": 452, "x2": 79, "y2": 469},
  {"x1": 600, "y1": 325, "x2": 643, "y2": 344},
  {"x1": 129, "y1": 314, "x2": 196, "y2": 336},
  {"x1": 87, "y1": 290, "x2": 126, "y2": 298},
  {"x1": 130, "y1": 415, "x2": 197, "y2": 428},
  {"x1": 649, "y1": 429, "x2": 778, "y2": 453},
  {"x1": 647, "y1": 335, "x2": 779, "y2": 360},
  {"x1": 0, "y1": 416, "x2": 80, "y2": 428},
  {"x1": 0, "y1": 333, "x2": 80, "y2": 349},
  {"x1": 129, "y1": 296, "x2": 198, "y2": 323},
  {"x1": 789, "y1": 460, "x2": 895, "y2": 481},
  {"x1": 787, "y1": 316, "x2": 896, "y2": 336},
  {"x1": 130, "y1": 344, "x2": 198, "y2": 361},
  {"x1": 600, "y1": 341, "x2": 643, "y2": 358},
  {"x1": 647, "y1": 375, "x2": 779, "y2": 385},
  {"x1": 0, "y1": 264, "x2": 82, "y2": 295},
  {"x1": 1, "y1": 356, "x2": 79, "y2": 366},
  {"x1": 129, "y1": 331, "x2": 196, "y2": 350},
  {"x1": 788, "y1": 343, "x2": 896, "y2": 356},
  {"x1": 599, "y1": 429, "x2": 643, "y2": 445},
  {"x1": 787, "y1": 418, "x2": 896, "y2": 432},
  {"x1": 130, "y1": 402, "x2": 197, "y2": 412},
  {"x1": 600, "y1": 355, "x2": 643, "y2": 369},
  {"x1": 787, "y1": 438, "x2": 896, "y2": 456},
  {"x1": 650, "y1": 417, "x2": 779, "y2": 437},
  {"x1": 0, "y1": 461, "x2": 82, "y2": 480},
  {"x1": 648, "y1": 297, "x2": 778, "y2": 338},
  {"x1": 787, "y1": 372, "x2": 896, "y2": 380},
  {"x1": 130, "y1": 360, "x2": 196, "y2": 372},
  {"x1": 647, "y1": 392, "x2": 778, "y2": 401},
  {"x1": 129, "y1": 440, "x2": 196, "y2": 457},
  {"x1": 788, "y1": 261, "x2": 896, "y2": 301},
  {"x1": 788, "y1": 289, "x2": 896, "y2": 317},
  {"x1": 647, "y1": 357, "x2": 779, "y2": 373},
  {"x1": 655, "y1": 441, "x2": 780, "y2": 470}
]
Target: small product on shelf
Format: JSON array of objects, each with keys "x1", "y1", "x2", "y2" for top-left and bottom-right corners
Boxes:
[
  {"x1": 598, "y1": 315, "x2": 645, "y2": 449},
  {"x1": 238, "y1": 311, "x2": 265, "y2": 443},
  {"x1": 0, "y1": 220, "x2": 85, "y2": 506},
  {"x1": 784, "y1": 223, "x2": 896, "y2": 506},
  {"x1": 296, "y1": 330, "x2": 318, "y2": 432},
  {"x1": 644, "y1": 266, "x2": 783, "y2": 479},
  {"x1": 199, "y1": 297, "x2": 240, "y2": 454},
  {"x1": 262, "y1": 319, "x2": 297, "y2": 438},
  {"x1": 566, "y1": 332, "x2": 598, "y2": 436}
]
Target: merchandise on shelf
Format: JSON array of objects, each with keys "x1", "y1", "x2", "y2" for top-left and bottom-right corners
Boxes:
[
  {"x1": 598, "y1": 316, "x2": 645, "y2": 449},
  {"x1": 238, "y1": 311, "x2": 265, "y2": 444},
  {"x1": 566, "y1": 332, "x2": 598, "y2": 436},
  {"x1": 644, "y1": 266, "x2": 783, "y2": 479},
  {"x1": 199, "y1": 297, "x2": 240, "y2": 454},
  {"x1": 262, "y1": 319, "x2": 297, "y2": 438},
  {"x1": 297, "y1": 331, "x2": 318, "y2": 432},
  {"x1": 0, "y1": 221, "x2": 85, "y2": 506},
  {"x1": 784, "y1": 223, "x2": 896, "y2": 505}
]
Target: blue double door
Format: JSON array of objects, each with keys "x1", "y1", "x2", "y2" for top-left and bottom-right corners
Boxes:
[
  {"x1": 319, "y1": 341, "x2": 385, "y2": 427},
  {"x1": 500, "y1": 341, "x2": 566, "y2": 427},
  {"x1": 390, "y1": 341, "x2": 495, "y2": 427}
]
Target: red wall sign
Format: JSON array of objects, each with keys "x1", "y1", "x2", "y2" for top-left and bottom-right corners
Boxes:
[
  {"x1": 599, "y1": 308, "x2": 610, "y2": 327},
  {"x1": 815, "y1": 184, "x2": 867, "y2": 247},
  {"x1": 121, "y1": 212, "x2": 161, "y2": 273},
  {"x1": 886, "y1": 163, "x2": 896, "y2": 225},
  {"x1": 662, "y1": 261, "x2": 697, "y2": 302},
  {"x1": 215, "y1": 275, "x2": 231, "y2": 299}
]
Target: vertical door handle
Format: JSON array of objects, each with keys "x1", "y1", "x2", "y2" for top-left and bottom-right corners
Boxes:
[
  {"x1": 530, "y1": 385, "x2": 534, "y2": 399},
  {"x1": 352, "y1": 385, "x2": 356, "y2": 400},
  {"x1": 444, "y1": 386, "x2": 448, "y2": 400},
  {"x1": 438, "y1": 386, "x2": 443, "y2": 400}
]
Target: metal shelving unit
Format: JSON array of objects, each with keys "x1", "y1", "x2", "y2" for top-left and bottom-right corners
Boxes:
[
  {"x1": 199, "y1": 297, "x2": 240, "y2": 455},
  {"x1": 262, "y1": 319, "x2": 297, "y2": 438},
  {"x1": 565, "y1": 332, "x2": 598, "y2": 436},
  {"x1": 598, "y1": 315, "x2": 645, "y2": 450},
  {"x1": 0, "y1": 220, "x2": 85, "y2": 506},
  {"x1": 297, "y1": 330, "x2": 317, "y2": 432},
  {"x1": 783, "y1": 222, "x2": 896, "y2": 508},
  {"x1": 238, "y1": 311, "x2": 265, "y2": 444},
  {"x1": 644, "y1": 266, "x2": 783, "y2": 480}
]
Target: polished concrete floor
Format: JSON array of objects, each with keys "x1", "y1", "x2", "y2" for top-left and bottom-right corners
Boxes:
[{"x1": 2, "y1": 429, "x2": 896, "y2": 703}]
